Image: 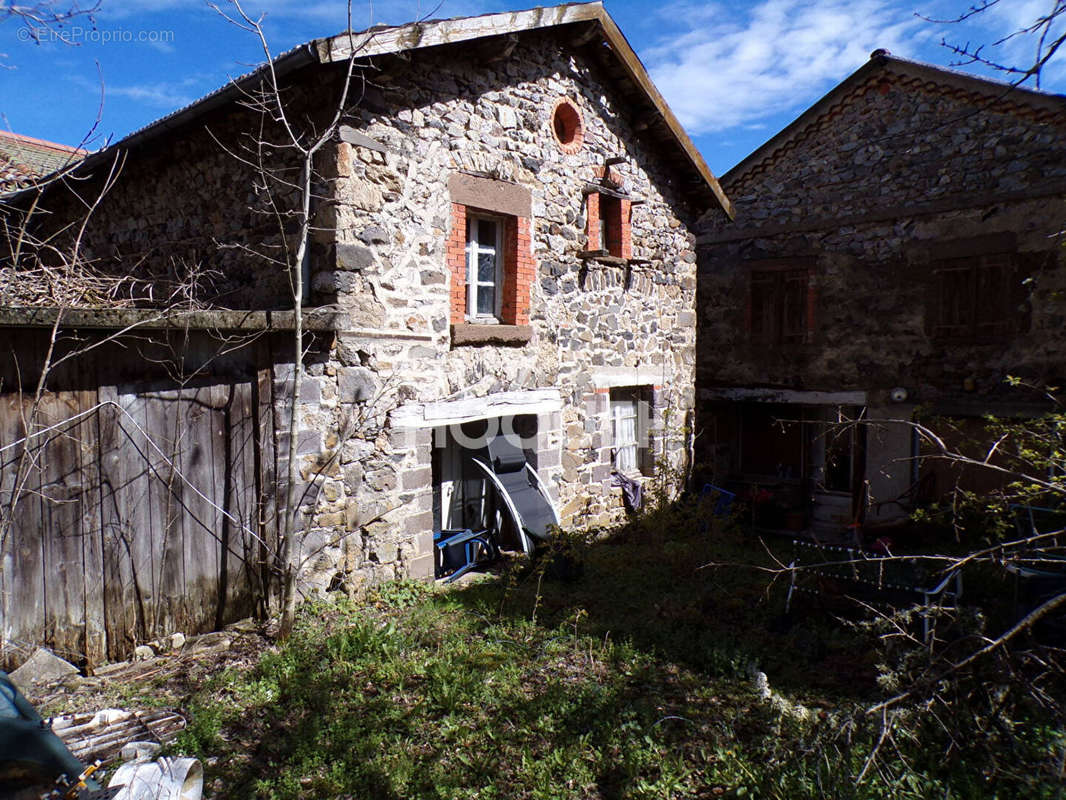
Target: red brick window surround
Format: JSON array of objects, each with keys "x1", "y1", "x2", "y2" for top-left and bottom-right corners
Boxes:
[
  {"x1": 746, "y1": 261, "x2": 816, "y2": 345},
  {"x1": 551, "y1": 97, "x2": 584, "y2": 155},
  {"x1": 585, "y1": 165, "x2": 633, "y2": 260},
  {"x1": 448, "y1": 202, "x2": 533, "y2": 327},
  {"x1": 586, "y1": 192, "x2": 633, "y2": 260}
]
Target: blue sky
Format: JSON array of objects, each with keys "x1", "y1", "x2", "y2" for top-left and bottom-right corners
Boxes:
[{"x1": 1, "y1": 0, "x2": 1064, "y2": 176}]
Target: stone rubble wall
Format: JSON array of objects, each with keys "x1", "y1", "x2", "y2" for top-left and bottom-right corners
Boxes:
[
  {"x1": 696, "y1": 69, "x2": 1066, "y2": 406},
  {"x1": 293, "y1": 32, "x2": 702, "y2": 593},
  {"x1": 24, "y1": 33, "x2": 706, "y2": 596},
  {"x1": 26, "y1": 80, "x2": 336, "y2": 309}
]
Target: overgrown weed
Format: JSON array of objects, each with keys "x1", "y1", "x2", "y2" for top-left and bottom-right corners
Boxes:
[{"x1": 173, "y1": 500, "x2": 1065, "y2": 799}]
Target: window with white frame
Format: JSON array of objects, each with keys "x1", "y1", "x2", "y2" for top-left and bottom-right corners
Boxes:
[
  {"x1": 466, "y1": 215, "x2": 503, "y2": 320},
  {"x1": 611, "y1": 387, "x2": 652, "y2": 475}
]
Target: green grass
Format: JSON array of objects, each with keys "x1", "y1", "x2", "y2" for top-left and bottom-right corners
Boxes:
[{"x1": 174, "y1": 503, "x2": 1066, "y2": 799}]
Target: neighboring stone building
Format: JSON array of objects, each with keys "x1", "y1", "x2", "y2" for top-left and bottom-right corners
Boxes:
[
  {"x1": 1, "y1": 0, "x2": 731, "y2": 655},
  {"x1": 695, "y1": 51, "x2": 1066, "y2": 535}
]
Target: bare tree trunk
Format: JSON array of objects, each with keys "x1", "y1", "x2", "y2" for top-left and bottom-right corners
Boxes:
[{"x1": 277, "y1": 153, "x2": 311, "y2": 640}]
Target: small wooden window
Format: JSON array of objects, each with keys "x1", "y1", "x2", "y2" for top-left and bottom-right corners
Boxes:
[
  {"x1": 929, "y1": 253, "x2": 1026, "y2": 340},
  {"x1": 749, "y1": 267, "x2": 810, "y2": 344}
]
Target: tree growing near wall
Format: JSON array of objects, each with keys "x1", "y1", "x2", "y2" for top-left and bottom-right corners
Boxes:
[{"x1": 208, "y1": 0, "x2": 372, "y2": 638}]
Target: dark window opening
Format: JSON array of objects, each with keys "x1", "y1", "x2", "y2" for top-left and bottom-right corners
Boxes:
[
  {"x1": 929, "y1": 253, "x2": 1027, "y2": 340},
  {"x1": 551, "y1": 98, "x2": 584, "y2": 153},
  {"x1": 599, "y1": 195, "x2": 622, "y2": 256},
  {"x1": 749, "y1": 267, "x2": 810, "y2": 344}
]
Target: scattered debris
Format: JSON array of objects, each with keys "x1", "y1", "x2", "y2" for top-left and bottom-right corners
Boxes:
[
  {"x1": 186, "y1": 632, "x2": 231, "y2": 653},
  {"x1": 0, "y1": 669, "x2": 107, "y2": 797},
  {"x1": 10, "y1": 619, "x2": 271, "y2": 799},
  {"x1": 120, "y1": 742, "x2": 161, "y2": 763},
  {"x1": 51, "y1": 709, "x2": 187, "y2": 767},
  {"x1": 109, "y1": 756, "x2": 202, "y2": 800},
  {"x1": 132, "y1": 646, "x2": 155, "y2": 662}
]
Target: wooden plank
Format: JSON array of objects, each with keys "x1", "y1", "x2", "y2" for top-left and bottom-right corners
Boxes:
[
  {"x1": 78, "y1": 385, "x2": 106, "y2": 669},
  {"x1": 124, "y1": 388, "x2": 155, "y2": 644},
  {"x1": 208, "y1": 382, "x2": 233, "y2": 629},
  {"x1": 177, "y1": 384, "x2": 221, "y2": 635},
  {"x1": 143, "y1": 387, "x2": 185, "y2": 640},
  {"x1": 97, "y1": 385, "x2": 141, "y2": 660},
  {"x1": 1, "y1": 393, "x2": 18, "y2": 664},
  {"x1": 37, "y1": 391, "x2": 88, "y2": 665},
  {"x1": 255, "y1": 365, "x2": 278, "y2": 616},
  {"x1": 6, "y1": 392, "x2": 47, "y2": 662},
  {"x1": 226, "y1": 380, "x2": 259, "y2": 621}
]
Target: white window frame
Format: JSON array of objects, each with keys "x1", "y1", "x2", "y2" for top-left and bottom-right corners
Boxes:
[
  {"x1": 611, "y1": 387, "x2": 651, "y2": 476},
  {"x1": 465, "y1": 214, "x2": 504, "y2": 322}
]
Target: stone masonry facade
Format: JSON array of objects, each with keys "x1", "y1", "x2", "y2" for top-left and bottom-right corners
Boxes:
[
  {"x1": 697, "y1": 59, "x2": 1066, "y2": 405},
  {"x1": 23, "y1": 26, "x2": 708, "y2": 598},
  {"x1": 694, "y1": 55, "x2": 1066, "y2": 519},
  {"x1": 300, "y1": 32, "x2": 702, "y2": 591}
]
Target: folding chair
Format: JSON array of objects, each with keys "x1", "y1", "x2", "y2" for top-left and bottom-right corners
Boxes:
[{"x1": 433, "y1": 528, "x2": 499, "y2": 583}]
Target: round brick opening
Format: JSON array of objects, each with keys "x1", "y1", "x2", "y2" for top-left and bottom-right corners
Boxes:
[{"x1": 551, "y1": 98, "x2": 584, "y2": 154}]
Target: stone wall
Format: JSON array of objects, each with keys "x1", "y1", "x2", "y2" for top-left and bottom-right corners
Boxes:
[
  {"x1": 696, "y1": 64, "x2": 1066, "y2": 407},
  {"x1": 292, "y1": 31, "x2": 703, "y2": 591},
  {"x1": 693, "y1": 60, "x2": 1066, "y2": 521},
  {"x1": 20, "y1": 31, "x2": 708, "y2": 596},
  {"x1": 25, "y1": 71, "x2": 340, "y2": 309}
]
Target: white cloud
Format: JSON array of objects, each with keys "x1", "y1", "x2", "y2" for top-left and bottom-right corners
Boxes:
[
  {"x1": 642, "y1": 0, "x2": 935, "y2": 135},
  {"x1": 107, "y1": 82, "x2": 198, "y2": 107},
  {"x1": 70, "y1": 72, "x2": 212, "y2": 110}
]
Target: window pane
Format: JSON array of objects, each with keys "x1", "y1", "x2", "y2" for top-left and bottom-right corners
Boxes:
[
  {"x1": 478, "y1": 252, "x2": 496, "y2": 283},
  {"x1": 478, "y1": 219, "x2": 498, "y2": 247},
  {"x1": 477, "y1": 285, "x2": 494, "y2": 315},
  {"x1": 613, "y1": 396, "x2": 638, "y2": 471}
]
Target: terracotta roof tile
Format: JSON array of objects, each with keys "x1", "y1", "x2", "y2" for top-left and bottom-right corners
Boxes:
[{"x1": 0, "y1": 131, "x2": 85, "y2": 193}]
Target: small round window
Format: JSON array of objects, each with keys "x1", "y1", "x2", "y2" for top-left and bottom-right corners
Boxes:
[{"x1": 551, "y1": 97, "x2": 584, "y2": 154}]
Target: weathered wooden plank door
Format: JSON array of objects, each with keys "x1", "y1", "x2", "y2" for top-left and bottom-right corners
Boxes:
[{"x1": 3, "y1": 357, "x2": 281, "y2": 665}]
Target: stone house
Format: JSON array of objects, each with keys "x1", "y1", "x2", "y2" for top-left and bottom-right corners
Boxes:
[
  {"x1": 0, "y1": 1, "x2": 731, "y2": 661},
  {"x1": 695, "y1": 51, "x2": 1066, "y2": 536}
]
